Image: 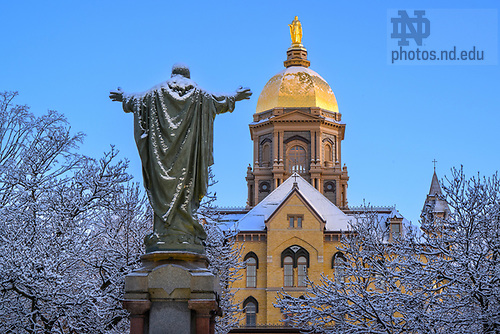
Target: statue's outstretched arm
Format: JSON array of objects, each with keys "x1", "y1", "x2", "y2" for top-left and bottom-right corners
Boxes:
[
  {"x1": 109, "y1": 87, "x2": 124, "y2": 102},
  {"x1": 235, "y1": 86, "x2": 252, "y2": 102},
  {"x1": 208, "y1": 86, "x2": 251, "y2": 115}
]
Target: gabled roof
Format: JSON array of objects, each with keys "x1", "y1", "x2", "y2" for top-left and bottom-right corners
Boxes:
[
  {"x1": 265, "y1": 186, "x2": 325, "y2": 227},
  {"x1": 388, "y1": 207, "x2": 404, "y2": 219},
  {"x1": 237, "y1": 173, "x2": 351, "y2": 231},
  {"x1": 271, "y1": 109, "x2": 321, "y2": 122}
]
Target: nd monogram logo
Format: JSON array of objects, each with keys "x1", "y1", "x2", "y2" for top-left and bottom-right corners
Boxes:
[{"x1": 391, "y1": 10, "x2": 430, "y2": 46}]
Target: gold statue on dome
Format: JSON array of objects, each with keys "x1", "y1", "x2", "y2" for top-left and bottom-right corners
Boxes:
[{"x1": 289, "y1": 16, "x2": 303, "y2": 46}]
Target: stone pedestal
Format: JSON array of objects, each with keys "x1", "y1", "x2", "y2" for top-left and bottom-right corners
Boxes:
[{"x1": 123, "y1": 251, "x2": 220, "y2": 334}]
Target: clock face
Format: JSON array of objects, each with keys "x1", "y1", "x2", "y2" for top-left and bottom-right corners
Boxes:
[
  {"x1": 262, "y1": 183, "x2": 268, "y2": 191},
  {"x1": 326, "y1": 184, "x2": 333, "y2": 191}
]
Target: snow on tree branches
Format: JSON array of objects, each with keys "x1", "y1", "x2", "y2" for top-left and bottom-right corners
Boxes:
[
  {"x1": 199, "y1": 168, "x2": 245, "y2": 334},
  {"x1": 276, "y1": 168, "x2": 500, "y2": 334},
  {"x1": 0, "y1": 92, "x2": 151, "y2": 333},
  {"x1": 0, "y1": 92, "x2": 246, "y2": 333}
]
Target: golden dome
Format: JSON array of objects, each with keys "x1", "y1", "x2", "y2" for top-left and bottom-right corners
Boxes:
[{"x1": 256, "y1": 66, "x2": 339, "y2": 113}]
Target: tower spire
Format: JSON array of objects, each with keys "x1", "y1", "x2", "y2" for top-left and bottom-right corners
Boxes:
[
  {"x1": 422, "y1": 169, "x2": 450, "y2": 221},
  {"x1": 429, "y1": 170, "x2": 442, "y2": 196}
]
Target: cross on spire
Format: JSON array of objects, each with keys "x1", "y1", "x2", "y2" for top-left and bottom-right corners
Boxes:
[{"x1": 432, "y1": 159, "x2": 438, "y2": 172}]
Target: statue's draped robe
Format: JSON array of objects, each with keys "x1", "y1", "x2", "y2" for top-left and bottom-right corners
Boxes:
[{"x1": 122, "y1": 76, "x2": 235, "y2": 245}]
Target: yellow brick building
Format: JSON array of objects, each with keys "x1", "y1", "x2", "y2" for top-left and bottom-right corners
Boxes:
[{"x1": 223, "y1": 17, "x2": 407, "y2": 333}]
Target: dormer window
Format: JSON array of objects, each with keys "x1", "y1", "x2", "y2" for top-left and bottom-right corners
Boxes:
[{"x1": 390, "y1": 222, "x2": 401, "y2": 241}]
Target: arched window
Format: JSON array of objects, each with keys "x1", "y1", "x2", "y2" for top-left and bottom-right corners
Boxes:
[
  {"x1": 332, "y1": 252, "x2": 346, "y2": 284},
  {"x1": 324, "y1": 143, "x2": 332, "y2": 162},
  {"x1": 262, "y1": 143, "x2": 271, "y2": 167},
  {"x1": 281, "y1": 246, "x2": 310, "y2": 287},
  {"x1": 246, "y1": 257, "x2": 257, "y2": 287},
  {"x1": 297, "y1": 256, "x2": 307, "y2": 287},
  {"x1": 287, "y1": 145, "x2": 307, "y2": 174},
  {"x1": 243, "y1": 297, "x2": 258, "y2": 326},
  {"x1": 283, "y1": 256, "x2": 294, "y2": 287},
  {"x1": 280, "y1": 246, "x2": 310, "y2": 268},
  {"x1": 244, "y1": 252, "x2": 258, "y2": 288}
]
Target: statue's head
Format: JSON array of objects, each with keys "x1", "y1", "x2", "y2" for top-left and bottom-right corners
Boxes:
[{"x1": 171, "y1": 63, "x2": 191, "y2": 79}]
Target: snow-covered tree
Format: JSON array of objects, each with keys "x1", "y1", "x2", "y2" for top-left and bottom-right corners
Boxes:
[
  {"x1": 417, "y1": 167, "x2": 500, "y2": 333},
  {"x1": 0, "y1": 91, "x2": 249, "y2": 333},
  {"x1": 276, "y1": 169, "x2": 500, "y2": 334},
  {"x1": 276, "y1": 209, "x2": 426, "y2": 334},
  {"x1": 199, "y1": 169, "x2": 245, "y2": 334},
  {"x1": 84, "y1": 182, "x2": 152, "y2": 333},
  {"x1": 0, "y1": 92, "x2": 150, "y2": 333},
  {"x1": 204, "y1": 220, "x2": 245, "y2": 334}
]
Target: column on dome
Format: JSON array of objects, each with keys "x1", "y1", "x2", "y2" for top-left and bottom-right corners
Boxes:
[
  {"x1": 273, "y1": 130, "x2": 278, "y2": 166},
  {"x1": 273, "y1": 129, "x2": 279, "y2": 189},
  {"x1": 253, "y1": 134, "x2": 259, "y2": 168}
]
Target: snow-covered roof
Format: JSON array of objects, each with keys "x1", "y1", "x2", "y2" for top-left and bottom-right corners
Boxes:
[
  {"x1": 388, "y1": 207, "x2": 404, "y2": 219},
  {"x1": 346, "y1": 207, "x2": 413, "y2": 243},
  {"x1": 237, "y1": 173, "x2": 352, "y2": 231},
  {"x1": 348, "y1": 207, "x2": 408, "y2": 226},
  {"x1": 219, "y1": 213, "x2": 246, "y2": 224},
  {"x1": 206, "y1": 209, "x2": 248, "y2": 231},
  {"x1": 323, "y1": 116, "x2": 343, "y2": 125},
  {"x1": 433, "y1": 200, "x2": 449, "y2": 213}
]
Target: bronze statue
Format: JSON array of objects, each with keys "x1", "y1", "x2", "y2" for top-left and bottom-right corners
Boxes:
[
  {"x1": 110, "y1": 63, "x2": 251, "y2": 253},
  {"x1": 289, "y1": 16, "x2": 303, "y2": 46}
]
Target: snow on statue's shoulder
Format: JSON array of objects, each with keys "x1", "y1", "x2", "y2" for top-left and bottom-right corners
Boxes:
[{"x1": 164, "y1": 75, "x2": 197, "y2": 101}]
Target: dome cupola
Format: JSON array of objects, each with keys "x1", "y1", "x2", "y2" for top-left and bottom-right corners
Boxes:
[{"x1": 255, "y1": 16, "x2": 339, "y2": 114}]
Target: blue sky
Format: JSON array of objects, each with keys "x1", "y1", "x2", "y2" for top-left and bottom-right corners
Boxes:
[{"x1": 1, "y1": 1, "x2": 498, "y2": 224}]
